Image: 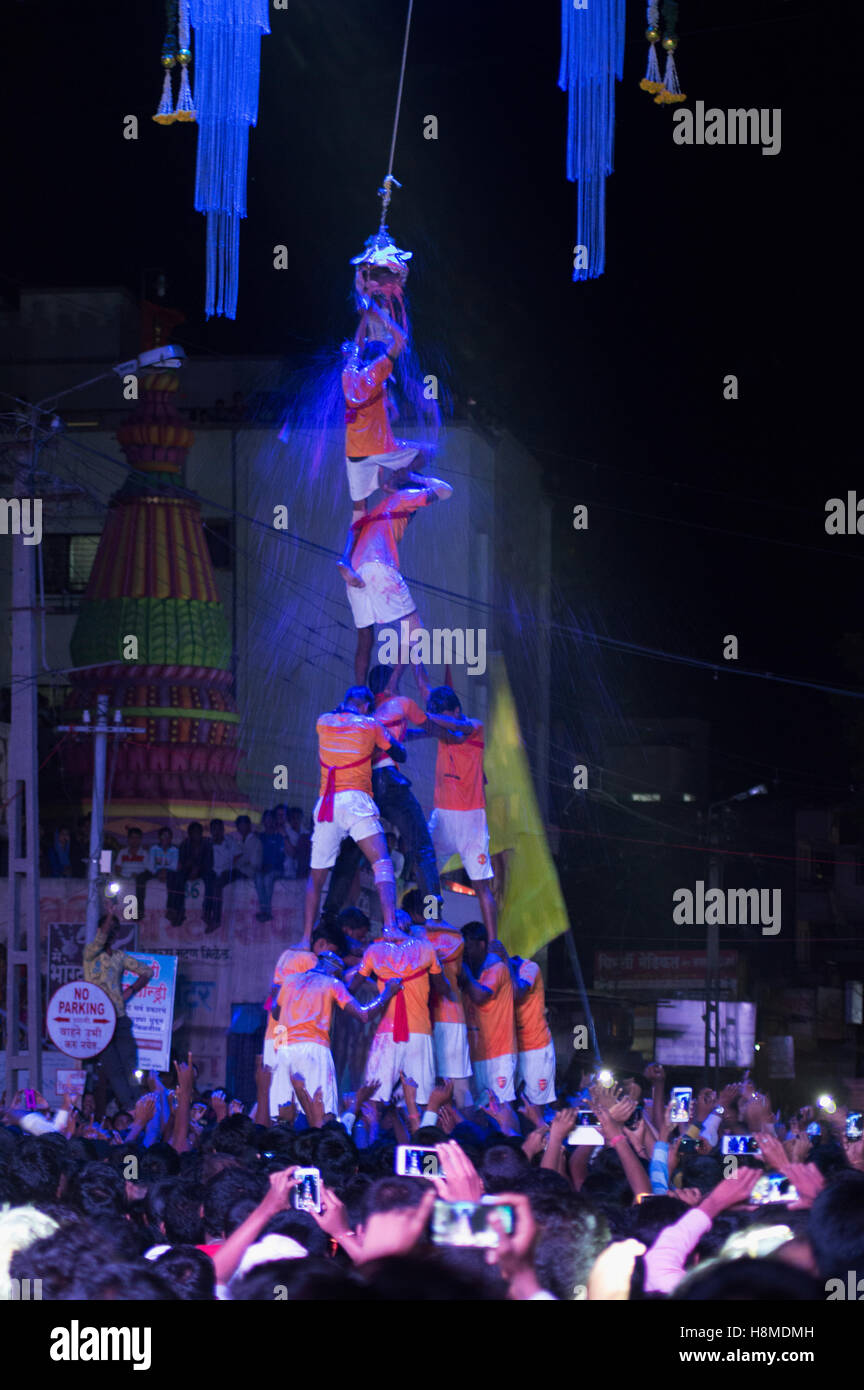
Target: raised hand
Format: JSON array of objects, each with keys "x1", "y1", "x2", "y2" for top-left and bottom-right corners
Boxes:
[
  {"x1": 358, "y1": 1188, "x2": 436, "y2": 1264},
  {"x1": 210, "y1": 1089, "x2": 228, "y2": 1122},
  {"x1": 426, "y1": 1079, "x2": 453, "y2": 1113},
  {"x1": 431, "y1": 1140, "x2": 483, "y2": 1202},
  {"x1": 174, "y1": 1052, "x2": 195, "y2": 1095},
  {"x1": 608, "y1": 1095, "x2": 636, "y2": 1126},
  {"x1": 521, "y1": 1125, "x2": 550, "y2": 1160},
  {"x1": 437, "y1": 1103, "x2": 458, "y2": 1136}
]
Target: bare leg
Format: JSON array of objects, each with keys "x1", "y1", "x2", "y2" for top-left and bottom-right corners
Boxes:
[
  {"x1": 355, "y1": 625, "x2": 374, "y2": 685},
  {"x1": 388, "y1": 608, "x2": 427, "y2": 694},
  {"x1": 357, "y1": 831, "x2": 396, "y2": 929},
  {"x1": 338, "y1": 502, "x2": 367, "y2": 588},
  {"x1": 472, "y1": 879, "x2": 498, "y2": 942},
  {"x1": 303, "y1": 867, "x2": 329, "y2": 942}
]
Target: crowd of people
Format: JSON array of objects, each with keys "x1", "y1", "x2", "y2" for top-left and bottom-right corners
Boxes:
[
  {"x1": 40, "y1": 806, "x2": 314, "y2": 931},
  {"x1": 2, "y1": 1032, "x2": 863, "y2": 1301}
]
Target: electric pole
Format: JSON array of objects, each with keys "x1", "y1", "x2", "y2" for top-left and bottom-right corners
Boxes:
[{"x1": 4, "y1": 411, "x2": 43, "y2": 1094}]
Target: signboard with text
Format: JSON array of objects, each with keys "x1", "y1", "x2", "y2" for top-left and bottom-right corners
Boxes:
[
  {"x1": 123, "y1": 952, "x2": 177, "y2": 1074},
  {"x1": 46, "y1": 981, "x2": 116, "y2": 1059}
]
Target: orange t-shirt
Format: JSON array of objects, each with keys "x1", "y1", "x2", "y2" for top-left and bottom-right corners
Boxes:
[
  {"x1": 434, "y1": 720, "x2": 486, "y2": 812},
  {"x1": 514, "y1": 959, "x2": 551, "y2": 1053},
  {"x1": 351, "y1": 487, "x2": 433, "y2": 571},
  {"x1": 273, "y1": 969, "x2": 353, "y2": 1048},
  {"x1": 372, "y1": 692, "x2": 426, "y2": 770},
  {"x1": 317, "y1": 712, "x2": 391, "y2": 798},
  {"x1": 264, "y1": 948, "x2": 318, "y2": 1046},
  {"x1": 426, "y1": 926, "x2": 465, "y2": 1026},
  {"x1": 343, "y1": 354, "x2": 396, "y2": 457},
  {"x1": 359, "y1": 937, "x2": 440, "y2": 1036},
  {"x1": 464, "y1": 958, "x2": 516, "y2": 1062}
]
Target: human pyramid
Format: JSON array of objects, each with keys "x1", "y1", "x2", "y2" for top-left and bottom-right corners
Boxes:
[{"x1": 266, "y1": 225, "x2": 557, "y2": 1130}]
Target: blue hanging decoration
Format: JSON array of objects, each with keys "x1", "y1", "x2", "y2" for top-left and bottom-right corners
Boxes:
[
  {"x1": 189, "y1": 0, "x2": 270, "y2": 320},
  {"x1": 558, "y1": 0, "x2": 626, "y2": 281}
]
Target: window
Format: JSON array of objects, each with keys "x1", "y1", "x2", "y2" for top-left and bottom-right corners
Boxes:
[
  {"x1": 42, "y1": 534, "x2": 100, "y2": 594},
  {"x1": 204, "y1": 520, "x2": 233, "y2": 570}
]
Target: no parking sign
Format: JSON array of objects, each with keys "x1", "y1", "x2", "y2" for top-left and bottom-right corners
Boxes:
[{"x1": 46, "y1": 980, "x2": 116, "y2": 1059}]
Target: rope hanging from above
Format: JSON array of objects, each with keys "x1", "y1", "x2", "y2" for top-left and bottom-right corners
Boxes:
[
  {"x1": 350, "y1": 0, "x2": 415, "y2": 347},
  {"x1": 558, "y1": 0, "x2": 626, "y2": 282},
  {"x1": 189, "y1": 0, "x2": 270, "y2": 320}
]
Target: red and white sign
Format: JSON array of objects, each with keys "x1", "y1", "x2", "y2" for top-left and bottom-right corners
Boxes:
[{"x1": 46, "y1": 980, "x2": 116, "y2": 1059}]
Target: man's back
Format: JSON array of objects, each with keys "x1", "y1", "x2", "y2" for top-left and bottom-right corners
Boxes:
[
  {"x1": 275, "y1": 969, "x2": 352, "y2": 1048},
  {"x1": 359, "y1": 937, "x2": 439, "y2": 1034}
]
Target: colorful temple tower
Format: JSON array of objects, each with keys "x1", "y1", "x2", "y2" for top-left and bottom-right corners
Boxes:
[{"x1": 66, "y1": 371, "x2": 248, "y2": 833}]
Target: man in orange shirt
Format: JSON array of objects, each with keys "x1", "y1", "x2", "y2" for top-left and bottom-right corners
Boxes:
[
  {"x1": 510, "y1": 954, "x2": 557, "y2": 1105},
  {"x1": 323, "y1": 664, "x2": 472, "y2": 920},
  {"x1": 342, "y1": 467, "x2": 453, "y2": 686},
  {"x1": 338, "y1": 304, "x2": 429, "y2": 590},
  {"x1": 426, "y1": 685, "x2": 498, "y2": 942},
  {"x1": 262, "y1": 941, "x2": 318, "y2": 1080},
  {"x1": 270, "y1": 952, "x2": 401, "y2": 1118},
  {"x1": 347, "y1": 911, "x2": 452, "y2": 1108},
  {"x1": 401, "y1": 888, "x2": 473, "y2": 1105},
  {"x1": 305, "y1": 686, "x2": 406, "y2": 941},
  {"x1": 461, "y1": 920, "x2": 518, "y2": 1131}
]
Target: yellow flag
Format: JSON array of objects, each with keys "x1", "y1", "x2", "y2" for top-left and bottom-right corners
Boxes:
[{"x1": 483, "y1": 653, "x2": 569, "y2": 957}]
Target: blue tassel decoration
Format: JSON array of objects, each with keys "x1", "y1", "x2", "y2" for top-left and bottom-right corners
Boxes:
[
  {"x1": 558, "y1": 0, "x2": 626, "y2": 281},
  {"x1": 189, "y1": 0, "x2": 270, "y2": 319}
]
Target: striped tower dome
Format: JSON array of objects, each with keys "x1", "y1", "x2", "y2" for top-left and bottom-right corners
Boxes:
[{"x1": 65, "y1": 370, "x2": 250, "y2": 832}]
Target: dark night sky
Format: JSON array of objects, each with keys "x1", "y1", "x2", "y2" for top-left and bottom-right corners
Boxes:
[{"x1": 3, "y1": 0, "x2": 860, "y2": 802}]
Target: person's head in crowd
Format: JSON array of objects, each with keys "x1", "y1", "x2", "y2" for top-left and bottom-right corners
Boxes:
[
  {"x1": 674, "y1": 1258, "x2": 823, "y2": 1301},
  {"x1": 152, "y1": 1246, "x2": 215, "y2": 1300},
  {"x1": 186, "y1": 821, "x2": 204, "y2": 844},
  {"x1": 286, "y1": 807, "x2": 303, "y2": 831},
  {"x1": 0, "y1": 1204, "x2": 58, "y2": 1298},
  {"x1": 312, "y1": 920, "x2": 348, "y2": 956},
  {"x1": 426, "y1": 685, "x2": 461, "y2": 718},
  {"x1": 461, "y1": 919, "x2": 488, "y2": 971},
  {"x1": 808, "y1": 1171, "x2": 864, "y2": 1282},
  {"x1": 339, "y1": 685, "x2": 374, "y2": 716},
  {"x1": 400, "y1": 888, "x2": 427, "y2": 925},
  {"x1": 158, "y1": 825, "x2": 173, "y2": 848},
  {"x1": 232, "y1": 1257, "x2": 365, "y2": 1301},
  {"x1": 235, "y1": 814, "x2": 252, "y2": 839},
  {"x1": 203, "y1": 1167, "x2": 268, "y2": 1242},
  {"x1": 337, "y1": 906, "x2": 371, "y2": 946},
  {"x1": 261, "y1": 809, "x2": 277, "y2": 834},
  {"x1": 367, "y1": 665, "x2": 393, "y2": 697},
  {"x1": 125, "y1": 826, "x2": 142, "y2": 849},
  {"x1": 209, "y1": 818, "x2": 225, "y2": 843}
]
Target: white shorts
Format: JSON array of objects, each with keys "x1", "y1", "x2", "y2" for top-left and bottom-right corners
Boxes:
[
  {"x1": 270, "y1": 1040, "x2": 339, "y2": 1117},
  {"x1": 346, "y1": 446, "x2": 420, "y2": 503},
  {"x1": 429, "y1": 807, "x2": 494, "y2": 882},
  {"x1": 433, "y1": 1020, "x2": 472, "y2": 1080},
  {"x1": 516, "y1": 1042, "x2": 557, "y2": 1104},
  {"x1": 364, "y1": 1029, "x2": 435, "y2": 1106},
  {"x1": 345, "y1": 560, "x2": 417, "y2": 630},
  {"x1": 471, "y1": 1054, "x2": 517, "y2": 1104},
  {"x1": 310, "y1": 790, "x2": 383, "y2": 869}
]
